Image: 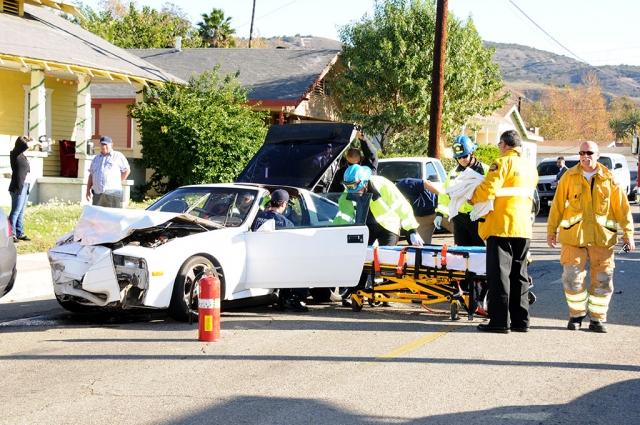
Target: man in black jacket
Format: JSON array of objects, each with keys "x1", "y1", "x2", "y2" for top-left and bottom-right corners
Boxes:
[{"x1": 329, "y1": 130, "x2": 378, "y2": 193}]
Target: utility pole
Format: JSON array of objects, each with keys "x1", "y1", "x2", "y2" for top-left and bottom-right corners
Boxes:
[
  {"x1": 248, "y1": 0, "x2": 257, "y2": 48},
  {"x1": 428, "y1": 0, "x2": 448, "y2": 159}
]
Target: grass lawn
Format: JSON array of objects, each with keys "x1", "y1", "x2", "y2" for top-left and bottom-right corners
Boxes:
[{"x1": 2, "y1": 199, "x2": 156, "y2": 255}]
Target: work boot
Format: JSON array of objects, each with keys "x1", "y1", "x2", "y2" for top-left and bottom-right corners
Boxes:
[
  {"x1": 284, "y1": 296, "x2": 308, "y2": 312},
  {"x1": 588, "y1": 320, "x2": 608, "y2": 333},
  {"x1": 567, "y1": 315, "x2": 586, "y2": 330}
]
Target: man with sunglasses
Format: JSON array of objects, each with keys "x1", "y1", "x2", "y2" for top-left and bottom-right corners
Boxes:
[
  {"x1": 435, "y1": 135, "x2": 488, "y2": 246},
  {"x1": 547, "y1": 141, "x2": 635, "y2": 333}
]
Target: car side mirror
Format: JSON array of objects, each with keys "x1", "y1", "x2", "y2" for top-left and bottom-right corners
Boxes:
[
  {"x1": 615, "y1": 163, "x2": 622, "y2": 169},
  {"x1": 427, "y1": 174, "x2": 441, "y2": 182}
]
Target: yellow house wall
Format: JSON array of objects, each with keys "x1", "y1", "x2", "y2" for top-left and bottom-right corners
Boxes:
[
  {"x1": 0, "y1": 69, "x2": 29, "y2": 154},
  {"x1": 45, "y1": 81, "x2": 78, "y2": 177}
]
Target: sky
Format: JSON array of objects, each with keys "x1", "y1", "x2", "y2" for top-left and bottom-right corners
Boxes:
[{"x1": 79, "y1": 0, "x2": 640, "y2": 66}]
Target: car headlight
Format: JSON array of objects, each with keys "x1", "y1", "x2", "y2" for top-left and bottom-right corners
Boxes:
[{"x1": 113, "y1": 255, "x2": 145, "y2": 269}]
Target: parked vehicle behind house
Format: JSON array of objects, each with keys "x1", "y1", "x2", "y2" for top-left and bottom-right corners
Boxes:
[{"x1": 537, "y1": 153, "x2": 631, "y2": 214}]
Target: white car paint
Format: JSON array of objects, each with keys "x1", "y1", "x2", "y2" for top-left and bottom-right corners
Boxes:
[{"x1": 48, "y1": 183, "x2": 370, "y2": 318}]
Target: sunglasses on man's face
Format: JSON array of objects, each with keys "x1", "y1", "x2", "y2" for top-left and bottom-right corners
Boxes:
[
  {"x1": 579, "y1": 151, "x2": 596, "y2": 156},
  {"x1": 457, "y1": 154, "x2": 470, "y2": 159}
]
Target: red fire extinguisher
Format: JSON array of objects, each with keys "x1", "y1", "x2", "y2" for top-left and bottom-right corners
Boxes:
[{"x1": 198, "y1": 267, "x2": 220, "y2": 342}]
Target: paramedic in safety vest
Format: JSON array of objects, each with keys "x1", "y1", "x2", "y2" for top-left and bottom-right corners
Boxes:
[
  {"x1": 470, "y1": 130, "x2": 538, "y2": 334},
  {"x1": 435, "y1": 136, "x2": 488, "y2": 247},
  {"x1": 547, "y1": 141, "x2": 635, "y2": 333},
  {"x1": 335, "y1": 164, "x2": 424, "y2": 304}
]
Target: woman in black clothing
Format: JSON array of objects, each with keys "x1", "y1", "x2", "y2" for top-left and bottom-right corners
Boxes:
[{"x1": 9, "y1": 136, "x2": 38, "y2": 242}]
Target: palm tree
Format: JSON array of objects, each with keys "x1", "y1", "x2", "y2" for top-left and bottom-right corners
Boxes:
[{"x1": 197, "y1": 8, "x2": 236, "y2": 48}]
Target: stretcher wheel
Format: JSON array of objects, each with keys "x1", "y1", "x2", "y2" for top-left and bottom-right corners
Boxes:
[
  {"x1": 351, "y1": 296, "x2": 363, "y2": 312},
  {"x1": 450, "y1": 301, "x2": 460, "y2": 321}
]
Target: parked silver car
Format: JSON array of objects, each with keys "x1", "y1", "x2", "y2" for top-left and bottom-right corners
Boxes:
[{"x1": 0, "y1": 208, "x2": 18, "y2": 299}]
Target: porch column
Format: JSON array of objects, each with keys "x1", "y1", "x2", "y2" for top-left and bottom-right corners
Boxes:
[
  {"x1": 75, "y1": 74, "x2": 92, "y2": 153},
  {"x1": 28, "y1": 67, "x2": 47, "y2": 140},
  {"x1": 132, "y1": 82, "x2": 146, "y2": 157}
]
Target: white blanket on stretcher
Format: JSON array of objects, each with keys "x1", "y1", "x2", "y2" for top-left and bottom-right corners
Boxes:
[
  {"x1": 364, "y1": 245, "x2": 487, "y2": 275},
  {"x1": 445, "y1": 168, "x2": 493, "y2": 219}
]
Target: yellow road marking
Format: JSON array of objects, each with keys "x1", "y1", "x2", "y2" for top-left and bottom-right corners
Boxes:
[{"x1": 375, "y1": 325, "x2": 462, "y2": 362}]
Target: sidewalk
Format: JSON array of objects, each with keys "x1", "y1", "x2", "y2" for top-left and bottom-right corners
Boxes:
[{"x1": 0, "y1": 252, "x2": 54, "y2": 304}]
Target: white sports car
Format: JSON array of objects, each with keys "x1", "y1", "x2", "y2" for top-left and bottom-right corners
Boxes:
[{"x1": 48, "y1": 123, "x2": 371, "y2": 321}]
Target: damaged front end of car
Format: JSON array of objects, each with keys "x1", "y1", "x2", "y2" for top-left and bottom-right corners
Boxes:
[{"x1": 49, "y1": 206, "x2": 219, "y2": 312}]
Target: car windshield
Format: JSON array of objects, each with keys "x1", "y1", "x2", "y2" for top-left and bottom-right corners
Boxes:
[
  {"x1": 537, "y1": 160, "x2": 579, "y2": 176},
  {"x1": 378, "y1": 162, "x2": 422, "y2": 182},
  {"x1": 147, "y1": 187, "x2": 261, "y2": 227}
]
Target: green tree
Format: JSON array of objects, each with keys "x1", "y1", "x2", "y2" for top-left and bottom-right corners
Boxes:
[
  {"x1": 128, "y1": 67, "x2": 268, "y2": 194},
  {"x1": 198, "y1": 8, "x2": 236, "y2": 48},
  {"x1": 331, "y1": 0, "x2": 506, "y2": 156},
  {"x1": 63, "y1": 1, "x2": 203, "y2": 48},
  {"x1": 608, "y1": 96, "x2": 640, "y2": 143}
]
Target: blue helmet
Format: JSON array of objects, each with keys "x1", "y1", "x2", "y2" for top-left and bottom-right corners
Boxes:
[
  {"x1": 452, "y1": 135, "x2": 477, "y2": 159},
  {"x1": 342, "y1": 164, "x2": 372, "y2": 192}
]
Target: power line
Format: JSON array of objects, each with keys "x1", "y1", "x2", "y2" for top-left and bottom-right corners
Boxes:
[{"x1": 508, "y1": 0, "x2": 640, "y2": 90}]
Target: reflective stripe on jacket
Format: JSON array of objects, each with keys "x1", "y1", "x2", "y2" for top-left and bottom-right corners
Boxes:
[
  {"x1": 436, "y1": 160, "x2": 488, "y2": 217},
  {"x1": 547, "y1": 163, "x2": 633, "y2": 247},
  {"x1": 333, "y1": 175, "x2": 419, "y2": 234},
  {"x1": 470, "y1": 149, "x2": 538, "y2": 240}
]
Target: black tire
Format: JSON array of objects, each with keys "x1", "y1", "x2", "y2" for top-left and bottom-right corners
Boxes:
[
  {"x1": 309, "y1": 287, "x2": 345, "y2": 303},
  {"x1": 168, "y1": 255, "x2": 220, "y2": 322},
  {"x1": 450, "y1": 301, "x2": 460, "y2": 321},
  {"x1": 351, "y1": 299, "x2": 363, "y2": 312},
  {"x1": 309, "y1": 288, "x2": 331, "y2": 303},
  {"x1": 55, "y1": 295, "x2": 100, "y2": 314}
]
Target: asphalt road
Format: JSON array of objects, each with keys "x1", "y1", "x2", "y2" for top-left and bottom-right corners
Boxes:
[{"x1": 1, "y1": 208, "x2": 639, "y2": 425}]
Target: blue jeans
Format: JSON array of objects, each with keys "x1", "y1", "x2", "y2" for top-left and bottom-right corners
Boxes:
[{"x1": 9, "y1": 183, "x2": 29, "y2": 238}]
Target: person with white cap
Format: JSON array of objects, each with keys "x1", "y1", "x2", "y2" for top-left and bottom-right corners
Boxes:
[{"x1": 86, "y1": 136, "x2": 130, "y2": 208}]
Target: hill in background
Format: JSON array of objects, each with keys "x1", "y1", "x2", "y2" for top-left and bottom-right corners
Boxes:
[{"x1": 487, "y1": 42, "x2": 640, "y2": 104}]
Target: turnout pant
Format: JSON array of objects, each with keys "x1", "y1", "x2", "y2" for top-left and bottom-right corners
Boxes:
[
  {"x1": 486, "y1": 236, "x2": 531, "y2": 328},
  {"x1": 452, "y1": 212, "x2": 485, "y2": 247},
  {"x1": 560, "y1": 245, "x2": 614, "y2": 321}
]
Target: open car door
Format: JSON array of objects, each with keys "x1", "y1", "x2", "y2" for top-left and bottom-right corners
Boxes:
[{"x1": 243, "y1": 192, "x2": 371, "y2": 289}]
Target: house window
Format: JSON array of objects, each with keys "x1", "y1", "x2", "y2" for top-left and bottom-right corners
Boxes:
[
  {"x1": 313, "y1": 79, "x2": 330, "y2": 97},
  {"x1": 22, "y1": 85, "x2": 53, "y2": 138}
]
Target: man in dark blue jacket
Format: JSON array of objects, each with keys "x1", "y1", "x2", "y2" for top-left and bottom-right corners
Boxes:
[{"x1": 396, "y1": 178, "x2": 441, "y2": 245}]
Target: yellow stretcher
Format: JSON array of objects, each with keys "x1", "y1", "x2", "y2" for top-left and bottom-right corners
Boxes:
[{"x1": 349, "y1": 245, "x2": 489, "y2": 320}]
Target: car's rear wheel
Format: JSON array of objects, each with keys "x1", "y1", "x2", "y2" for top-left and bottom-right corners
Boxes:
[
  {"x1": 309, "y1": 287, "x2": 344, "y2": 303},
  {"x1": 169, "y1": 255, "x2": 221, "y2": 322}
]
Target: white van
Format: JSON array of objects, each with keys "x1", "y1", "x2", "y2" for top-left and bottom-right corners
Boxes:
[{"x1": 537, "y1": 153, "x2": 631, "y2": 212}]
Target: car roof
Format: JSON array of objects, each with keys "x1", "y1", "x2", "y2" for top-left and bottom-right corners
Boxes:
[
  {"x1": 379, "y1": 157, "x2": 440, "y2": 162},
  {"x1": 235, "y1": 123, "x2": 356, "y2": 190}
]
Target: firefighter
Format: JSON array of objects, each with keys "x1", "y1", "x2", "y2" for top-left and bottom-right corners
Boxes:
[
  {"x1": 435, "y1": 136, "x2": 488, "y2": 247},
  {"x1": 470, "y1": 130, "x2": 539, "y2": 333},
  {"x1": 335, "y1": 164, "x2": 424, "y2": 304},
  {"x1": 547, "y1": 141, "x2": 635, "y2": 333}
]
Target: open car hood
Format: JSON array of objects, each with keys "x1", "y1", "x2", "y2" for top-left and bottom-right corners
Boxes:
[
  {"x1": 235, "y1": 123, "x2": 357, "y2": 191},
  {"x1": 73, "y1": 205, "x2": 221, "y2": 246}
]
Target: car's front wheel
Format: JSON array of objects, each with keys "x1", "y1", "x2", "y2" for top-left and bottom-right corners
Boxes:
[
  {"x1": 169, "y1": 255, "x2": 221, "y2": 322},
  {"x1": 55, "y1": 294, "x2": 100, "y2": 313}
]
